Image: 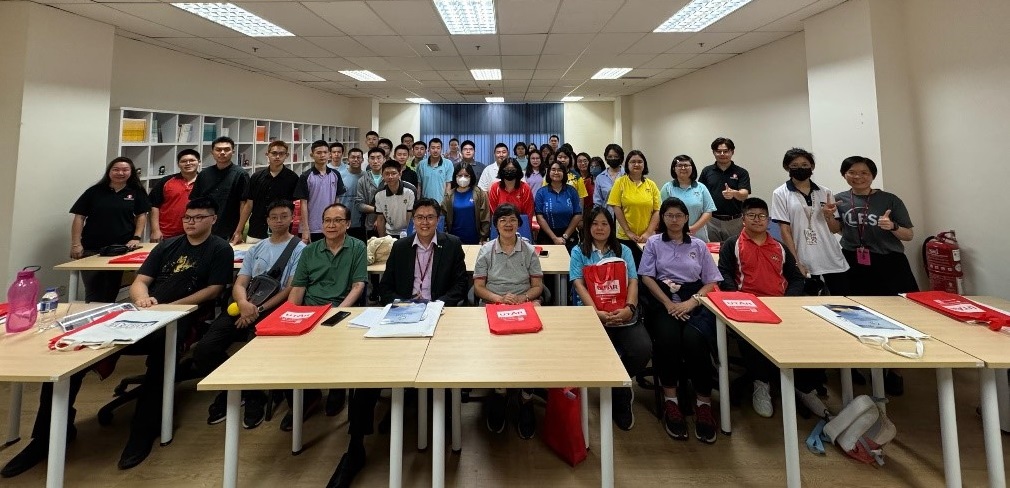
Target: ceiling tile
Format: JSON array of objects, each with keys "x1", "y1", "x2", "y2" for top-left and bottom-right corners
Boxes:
[
  {"x1": 659, "y1": 68, "x2": 697, "y2": 78},
  {"x1": 371, "y1": 70, "x2": 415, "y2": 81},
  {"x1": 304, "y1": 37, "x2": 375, "y2": 57},
  {"x1": 504, "y1": 79, "x2": 531, "y2": 88},
  {"x1": 356, "y1": 36, "x2": 414, "y2": 56},
  {"x1": 272, "y1": 71, "x2": 327, "y2": 82},
  {"x1": 706, "y1": 31, "x2": 793, "y2": 54},
  {"x1": 406, "y1": 70, "x2": 444, "y2": 81},
  {"x1": 452, "y1": 35, "x2": 500, "y2": 55},
  {"x1": 228, "y1": 57, "x2": 292, "y2": 72},
  {"x1": 585, "y1": 33, "x2": 647, "y2": 54},
  {"x1": 560, "y1": 69, "x2": 596, "y2": 81},
  {"x1": 366, "y1": 0, "x2": 448, "y2": 36},
  {"x1": 234, "y1": 2, "x2": 343, "y2": 37},
  {"x1": 602, "y1": 0, "x2": 690, "y2": 33},
  {"x1": 668, "y1": 33, "x2": 743, "y2": 53},
  {"x1": 572, "y1": 53, "x2": 655, "y2": 70},
  {"x1": 462, "y1": 55, "x2": 501, "y2": 71},
  {"x1": 105, "y1": 3, "x2": 243, "y2": 37},
  {"x1": 402, "y1": 36, "x2": 459, "y2": 56},
  {"x1": 502, "y1": 69, "x2": 534, "y2": 80},
  {"x1": 256, "y1": 37, "x2": 335, "y2": 58},
  {"x1": 303, "y1": 1, "x2": 395, "y2": 36},
  {"x1": 758, "y1": 0, "x2": 847, "y2": 31},
  {"x1": 54, "y1": 4, "x2": 191, "y2": 38},
  {"x1": 499, "y1": 34, "x2": 546, "y2": 55},
  {"x1": 537, "y1": 54, "x2": 577, "y2": 70},
  {"x1": 623, "y1": 33, "x2": 692, "y2": 54},
  {"x1": 533, "y1": 69, "x2": 565, "y2": 80},
  {"x1": 551, "y1": 0, "x2": 624, "y2": 33},
  {"x1": 266, "y1": 57, "x2": 330, "y2": 72},
  {"x1": 207, "y1": 38, "x2": 291, "y2": 57},
  {"x1": 425, "y1": 56, "x2": 467, "y2": 70},
  {"x1": 497, "y1": 0, "x2": 559, "y2": 34},
  {"x1": 383, "y1": 57, "x2": 433, "y2": 71},
  {"x1": 345, "y1": 56, "x2": 397, "y2": 70},
  {"x1": 157, "y1": 37, "x2": 249, "y2": 58},
  {"x1": 542, "y1": 34, "x2": 594, "y2": 55},
  {"x1": 676, "y1": 53, "x2": 736, "y2": 69},
  {"x1": 306, "y1": 58, "x2": 361, "y2": 71},
  {"x1": 441, "y1": 71, "x2": 474, "y2": 81},
  {"x1": 527, "y1": 80, "x2": 555, "y2": 87},
  {"x1": 707, "y1": 0, "x2": 818, "y2": 32},
  {"x1": 637, "y1": 53, "x2": 694, "y2": 69},
  {"x1": 501, "y1": 55, "x2": 540, "y2": 69}
]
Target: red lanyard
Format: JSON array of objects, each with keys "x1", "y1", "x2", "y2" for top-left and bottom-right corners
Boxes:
[
  {"x1": 415, "y1": 244, "x2": 435, "y2": 288},
  {"x1": 850, "y1": 191, "x2": 871, "y2": 246}
]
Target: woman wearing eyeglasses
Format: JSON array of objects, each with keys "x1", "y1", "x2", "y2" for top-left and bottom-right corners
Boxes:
[
  {"x1": 639, "y1": 198, "x2": 722, "y2": 444},
  {"x1": 606, "y1": 150, "x2": 660, "y2": 265},
  {"x1": 660, "y1": 155, "x2": 716, "y2": 242},
  {"x1": 534, "y1": 160, "x2": 582, "y2": 249},
  {"x1": 69, "y1": 157, "x2": 150, "y2": 302}
]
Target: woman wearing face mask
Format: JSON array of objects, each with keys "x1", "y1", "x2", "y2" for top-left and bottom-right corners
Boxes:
[
  {"x1": 524, "y1": 149, "x2": 546, "y2": 190},
  {"x1": 660, "y1": 155, "x2": 716, "y2": 242},
  {"x1": 441, "y1": 163, "x2": 490, "y2": 244},
  {"x1": 488, "y1": 158, "x2": 535, "y2": 233},
  {"x1": 594, "y1": 144, "x2": 626, "y2": 208},
  {"x1": 575, "y1": 152, "x2": 595, "y2": 210},
  {"x1": 770, "y1": 148, "x2": 850, "y2": 294}
]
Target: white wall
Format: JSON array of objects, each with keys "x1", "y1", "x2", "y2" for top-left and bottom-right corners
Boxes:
[
  {"x1": 0, "y1": 3, "x2": 30, "y2": 285},
  {"x1": 563, "y1": 101, "x2": 616, "y2": 157},
  {"x1": 903, "y1": 0, "x2": 1010, "y2": 297},
  {"x1": 378, "y1": 103, "x2": 420, "y2": 144},
  {"x1": 630, "y1": 34, "x2": 812, "y2": 198}
]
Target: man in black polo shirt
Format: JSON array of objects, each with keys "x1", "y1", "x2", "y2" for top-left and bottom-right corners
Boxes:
[
  {"x1": 190, "y1": 136, "x2": 251, "y2": 244},
  {"x1": 243, "y1": 140, "x2": 299, "y2": 243},
  {"x1": 699, "y1": 137, "x2": 751, "y2": 242}
]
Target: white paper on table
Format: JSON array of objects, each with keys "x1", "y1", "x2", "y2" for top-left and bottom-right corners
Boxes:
[
  {"x1": 53, "y1": 310, "x2": 188, "y2": 350},
  {"x1": 804, "y1": 304, "x2": 928, "y2": 339},
  {"x1": 348, "y1": 308, "x2": 385, "y2": 329},
  {"x1": 364, "y1": 301, "x2": 444, "y2": 338}
]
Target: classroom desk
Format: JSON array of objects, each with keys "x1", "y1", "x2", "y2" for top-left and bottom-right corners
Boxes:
[
  {"x1": 197, "y1": 308, "x2": 430, "y2": 488},
  {"x1": 367, "y1": 244, "x2": 572, "y2": 305},
  {"x1": 849, "y1": 295, "x2": 1009, "y2": 488},
  {"x1": 1, "y1": 303, "x2": 196, "y2": 488},
  {"x1": 413, "y1": 306, "x2": 631, "y2": 488},
  {"x1": 969, "y1": 296, "x2": 1010, "y2": 433},
  {"x1": 701, "y1": 296, "x2": 982, "y2": 488},
  {"x1": 54, "y1": 243, "x2": 253, "y2": 301}
]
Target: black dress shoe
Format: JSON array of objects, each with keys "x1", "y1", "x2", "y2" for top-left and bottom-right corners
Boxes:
[
  {"x1": 325, "y1": 451, "x2": 366, "y2": 488},
  {"x1": 117, "y1": 433, "x2": 155, "y2": 470},
  {"x1": 1, "y1": 438, "x2": 48, "y2": 478}
]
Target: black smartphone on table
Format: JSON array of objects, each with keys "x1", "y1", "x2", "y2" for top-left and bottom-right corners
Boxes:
[{"x1": 322, "y1": 311, "x2": 352, "y2": 326}]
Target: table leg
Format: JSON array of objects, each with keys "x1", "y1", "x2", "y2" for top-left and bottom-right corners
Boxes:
[
  {"x1": 995, "y1": 368, "x2": 1009, "y2": 433},
  {"x1": 555, "y1": 274, "x2": 567, "y2": 307},
  {"x1": 840, "y1": 368, "x2": 854, "y2": 407},
  {"x1": 936, "y1": 368, "x2": 962, "y2": 488},
  {"x1": 5, "y1": 382, "x2": 23, "y2": 446},
  {"x1": 600, "y1": 387, "x2": 614, "y2": 488},
  {"x1": 223, "y1": 390, "x2": 241, "y2": 488},
  {"x1": 580, "y1": 387, "x2": 589, "y2": 449},
  {"x1": 715, "y1": 317, "x2": 731, "y2": 435},
  {"x1": 68, "y1": 271, "x2": 79, "y2": 302},
  {"x1": 451, "y1": 388, "x2": 461, "y2": 453},
  {"x1": 160, "y1": 320, "x2": 177, "y2": 446},
  {"x1": 389, "y1": 388, "x2": 404, "y2": 488},
  {"x1": 292, "y1": 389, "x2": 303, "y2": 455},
  {"x1": 46, "y1": 379, "x2": 70, "y2": 488},
  {"x1": 979, "y1": 369, "x2": 1006, "y2": 488},
  {"x1": 780, "y1": 369, "x2": 801, "y2": 488},
  {"x1": 432, "y1": 388, "x2": 445, "y2": 488},
  {"x1": 418, "y1": 388, "x2": 427, "y2": 451}
]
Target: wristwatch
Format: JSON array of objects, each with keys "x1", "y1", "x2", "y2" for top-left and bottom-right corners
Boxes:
[
  {"x1": 692, "y1": 294, "x2": 704, "y2": 305},
  {"x1": 256, "y1": 305, "x2": 265, "y2": 313},
  {"x1": 561, "y1": 233, "x2": 568, "y2": 239},
  {"x1": 132, "y1": 235, "x2": 142, "y2": 241},
  {"x1": 626, "y1": 303, "x2": 638, "y2": 315}
]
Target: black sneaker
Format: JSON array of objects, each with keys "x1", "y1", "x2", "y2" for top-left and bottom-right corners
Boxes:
[
  {"x1": 485, "y1": 392, "x2": 507, "y2": 434},
  {"x1": 243, "y1": 394, "x2": 266, "y2": 429},
  {"x1": 517, "y1": 401, "x2": 536, "y2": 439},
  {"x1": 325, "y1": 389, "x2": 346, "y2": 417},
  {"x1": 694, "y1": 403, "x2": 717, "y2": 444},
  {"x1": 885, "y1": 370, "x2": 904, "y2": 396},
  {"x1": 613, "y1": 387, "x2": 635, "y2": 431},
  {"x1": 1, "y1": 438, "x2": 47, "y2": 478},
  {"x1": 207, "y1": 391, "x2": 227, "y2": 425},
  {"x1": 663, "y1": 400, "x2": 688, "y2": 440}
]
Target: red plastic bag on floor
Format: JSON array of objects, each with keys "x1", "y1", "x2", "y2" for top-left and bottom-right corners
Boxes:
[{"x1": 543, "y1": 387, "x2": 587, "y2": 466}]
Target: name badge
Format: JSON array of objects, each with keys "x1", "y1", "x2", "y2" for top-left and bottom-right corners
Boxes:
[
  {"x1": 803, "y1": 228, "x2": 818, "y2": 245},
  {"x1": 856, "y1": 247, "x2": 871, "y2": 266}
]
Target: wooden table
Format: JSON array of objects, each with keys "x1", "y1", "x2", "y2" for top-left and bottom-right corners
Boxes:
[
  {"x1": 1, "y1": 303, "x2": 196, "y2": 488},
  {"x1": 367, "y1": 244, "x2": 572, "y2": 305},
  {"x1": 54, "y1": 243, "x2": 252, "y2": 301},
  {"x1": 701, "y1": 296, "x2": 982, "y2": 488},
  {"x1": 413, "y1": 306, "x2": 631, "y2": 488},
  {"x1": 197, "y1": 308, "x2": 430, "y2": 488},
  {"x1": 849, "y1": 295, "x2": 1010, "y2": 488}
]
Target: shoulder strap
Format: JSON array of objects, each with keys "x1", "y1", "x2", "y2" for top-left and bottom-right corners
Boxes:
[{"x1": 266, "y1": 237, "x2": 300, "y2": 279}]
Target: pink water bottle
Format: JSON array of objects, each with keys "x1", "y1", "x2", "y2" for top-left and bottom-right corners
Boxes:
[{"x1": 6, "y1": 266, "x2": 40, "y2": 333}]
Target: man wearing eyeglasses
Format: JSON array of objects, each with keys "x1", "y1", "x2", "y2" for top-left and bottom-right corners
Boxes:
[
  {"x1": 243, "y1": 141, "x2": 299, "y2": 244},
  {"x1": 699, "y1": 137, "x2": 751, "y2": 243}
]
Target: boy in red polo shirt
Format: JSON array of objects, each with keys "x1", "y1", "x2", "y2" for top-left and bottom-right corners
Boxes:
[{"x1": 718, "y1": 198, "x2": 828, "y2": 419}]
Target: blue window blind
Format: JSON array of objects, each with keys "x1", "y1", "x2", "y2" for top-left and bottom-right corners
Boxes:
[{"x1": 419, "y1": 103, "x2": 564, "y2": 164}]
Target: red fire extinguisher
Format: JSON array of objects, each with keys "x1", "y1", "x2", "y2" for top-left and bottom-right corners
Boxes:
[{"x1": 922, "y1": 230, "x2": 964, "y2": 294}]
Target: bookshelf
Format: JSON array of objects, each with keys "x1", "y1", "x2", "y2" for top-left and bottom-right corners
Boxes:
[{"x1": 109, "y1": 108, "x2": 359, "y2": 188}]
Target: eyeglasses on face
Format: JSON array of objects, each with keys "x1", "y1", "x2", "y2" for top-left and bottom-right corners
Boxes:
[
  {"x1": 268, "y1": 151, "x2": 288, "y2": 157},
  {"x1": 182, "y1": 214, "x2": 213, "y2": 223},
  {"x1": 413, "y1": 214, "x2": 438, "y2": 223},
  {"x1": 663, "y1": 213, "x2": 687, "y2": 221},
  {"x1": 323, "y1": 218, "x2": 348, "y2": 225},
  {"x1": 497, "y1": 217, "x2": 519, "y2": 225},
  {"x1": 743, "y1": 213, "x2": 768, "y2": 221}
]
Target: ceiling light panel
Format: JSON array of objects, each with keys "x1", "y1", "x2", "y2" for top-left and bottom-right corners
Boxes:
[
  {"x1": 172, "y1": 3, "x2": 294, "y2": 37},
  {"x1": 591, "y1": 68, "x2": 633, "y2": 79},
  {"x1": 406, "y1": 98, "x2": 431, "y2": 103},
  {"x1": 561, "y1": 96, "x2": 583, "y2": 102},
  {"x1": 486, "y1": 97, "x2": 505, "y2": 103},
  {"x1": 654, "y1": 0, "x2": 754, "y2": 33},
  {"x1": 339, "y1": 70, "x2": 386, "y2": 82},
  {"x1": 470, "y1": 69, "x2": 502, "y2": 80},
  {"x1": 434, "y1": 0, "x2": 497, "y2": 35}
]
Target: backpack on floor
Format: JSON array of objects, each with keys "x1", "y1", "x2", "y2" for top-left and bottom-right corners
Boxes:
[{"x1": 808, "y1": 395, "x2": 896, "y2": 466}]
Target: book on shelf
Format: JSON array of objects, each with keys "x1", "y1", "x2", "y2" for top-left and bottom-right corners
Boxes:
[
  {"x1": 203, "y1": 123, "x2": 217, "y2": 142},
  {"x1": 150, "y1": 118, "x2": 160, "y2": 143},
  {"x1": 178, "y1": 124, "x2": 193, "y2": 143},
  {"x1": 255, "y1": 125, "x2": 266, "y2": 142},
  {"x1": 121, "y1": 118, "x2": 147, "y2": 143},
  {"x1": 293, "y1": 127, "x2": 300, "y2": 141}
]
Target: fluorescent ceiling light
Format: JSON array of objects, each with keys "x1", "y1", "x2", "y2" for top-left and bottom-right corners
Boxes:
[
  {"x1": 406, "y1": 98, "x2": 431, "y2": 103},
  {"x1": 561, "y1": 96, "x2": 583, "y2": 102},
  {"x1": 434, "y1": 0, "x2": 497, "y2": 35},
  {"x1": 471, "y1": 69, "x2": 502, "y2": 81},
  {"x1": 172, "y1": 3, "x2": 293, "y2": 37},
  {"x1": 339, "y1": 70, "x2": 385, "y2": 82},
  {"x1": 486, "y1": 97, "x2": 505, "y2": 103},
  {"x1": 591, "y1": 68, "x2": 633, "y2": 80},
  {"x1": 654, "y1": 0, "x2": 754, "y2": 33}
]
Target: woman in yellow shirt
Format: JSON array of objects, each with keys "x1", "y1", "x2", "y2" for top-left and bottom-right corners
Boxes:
[{"x1": 607, "y1": 150, "x2": 660, "y2": 264}]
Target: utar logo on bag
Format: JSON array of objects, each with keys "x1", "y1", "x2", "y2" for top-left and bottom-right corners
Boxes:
[
  {"x1": 496, "y1": 309, "x2": 527, "y2": 321},
  {"x1": 593, "y1": 280, "x2": 620, "y2": 296},
  {"x1": 725, "y1": 299, "x2": 758, "y2": 311},
  {"x1": 280, "y1": 311, "x2": 316, "y2": 323}
]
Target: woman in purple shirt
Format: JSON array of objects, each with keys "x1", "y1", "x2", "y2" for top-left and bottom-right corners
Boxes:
[{"x1": 639, "y1": 197, "x2": 722, "y2": 445}]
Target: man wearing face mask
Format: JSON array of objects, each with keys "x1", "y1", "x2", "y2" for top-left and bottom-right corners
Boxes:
[
  {"x1": 477, "y1": 142, "x2": 511, "y2": 191},
  {"x1": 594, "y1": 143, "x2": 626, "y2": 209}
]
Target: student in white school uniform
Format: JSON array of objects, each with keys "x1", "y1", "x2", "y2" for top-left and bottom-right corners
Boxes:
[{"x1": 770, "y1": 147, "x2": 850, "y2": 295}]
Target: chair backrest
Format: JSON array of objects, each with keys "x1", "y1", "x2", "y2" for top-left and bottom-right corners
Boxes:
[
  {"x1": 489, "y1": 214, "x2": 533, "y2": 241},
  {"x1": 405, "y1": 215, "x2": 445, "y2": 236},
  {"x1": 767, "y1": 220, "x2": 783, "y2": 242}
]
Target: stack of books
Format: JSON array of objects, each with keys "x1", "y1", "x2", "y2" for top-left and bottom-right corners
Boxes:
[
  {"x1": 121, "y1": 118, "x2": 147, "y2": 143},
  {"x1": 255, "y1": 125, "x2": 267, "y2": 142}
]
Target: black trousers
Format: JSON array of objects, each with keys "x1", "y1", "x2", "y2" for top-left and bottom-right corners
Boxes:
[
  {"x1": 736, "y1": 333, "x2": 821, "y2": 394},
  {"x1": 650, "y1": 313, "x2": 715, "y2": 396},
  {"x1": 618, "y1": 239, "x2": 643, "y2": 268},
  {"x1": 82, "y1": 269, "x2": 124, "y2": 303},
  {"x1": 603, "y1": 321, "x2": 652, "y2": 379},
  {"x1": 347, "y1": 388, "x2": 382, "y2": 437},
  {"x1": 842, "y1": 249, "x2": 919, "y2": 296}
]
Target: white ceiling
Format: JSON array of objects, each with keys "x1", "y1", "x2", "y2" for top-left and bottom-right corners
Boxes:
[{"x1": 33, "y1": 0, "x2": 846, "y2": 102}]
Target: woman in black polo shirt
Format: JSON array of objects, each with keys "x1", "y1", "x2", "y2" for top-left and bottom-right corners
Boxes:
[{"x1": 70, "y1": 157, "x2": 151, "y2": 302}]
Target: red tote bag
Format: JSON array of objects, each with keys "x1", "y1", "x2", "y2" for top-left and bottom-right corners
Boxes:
[
  {"x1": 486, "y1": 302, "x2": 543, "y2": 335},
  {"x1": 543, "y1": 387, "x2": 587, "y2": 466},
  {"x1": 582, "y1": 257, "x2": 628, "y2": 313},
  {"x1": 255, "y1": 302, "x2": 331, "y2": 336},
  {"x1": 905, "y1": 291, "x2": 1010, "y2": 331},
  {"x1": 706, "y1": 291, "x2": 781, "y2": 324}
]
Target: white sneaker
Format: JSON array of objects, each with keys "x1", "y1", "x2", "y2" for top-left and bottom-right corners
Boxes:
[
  {"x1": 752, "y1": 380, "x2": 774, "y2": 418},
  {"x1": 799, "y1": 389, "x2": 830, "y2": 419}
]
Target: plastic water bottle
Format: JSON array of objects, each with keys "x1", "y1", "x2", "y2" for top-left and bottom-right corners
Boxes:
[
  {"x1": 6, "y1": 267, "x2": 40, "y2": 333},
  {"x1": 38, "y1": 287, "x2": 60, "y2": 327}
]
